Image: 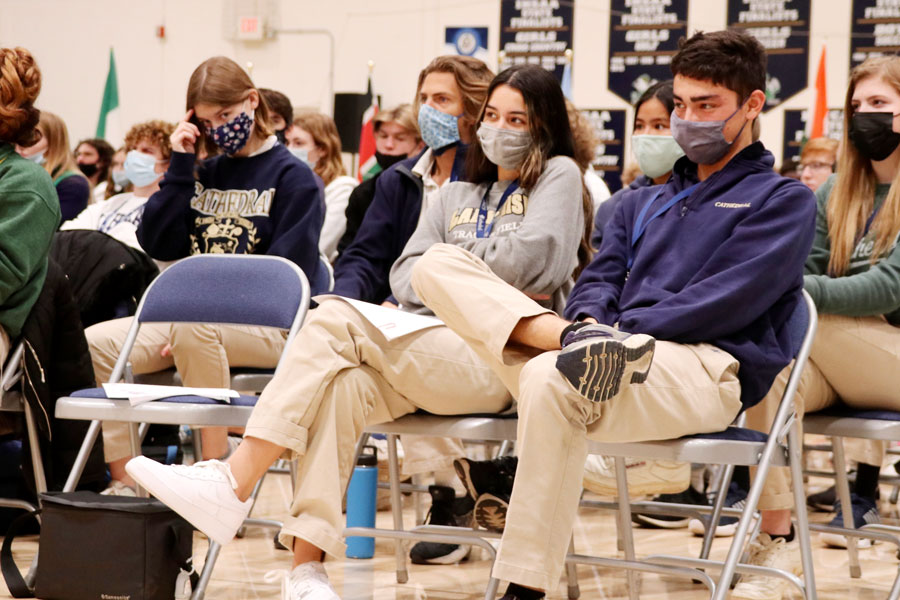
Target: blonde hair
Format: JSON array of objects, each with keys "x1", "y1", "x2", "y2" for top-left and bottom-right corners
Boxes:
[
  {"x1": 374, "y1": 103, "x2": 420, "y2": 142},
  {"x1": 292, "y1": 110, "x2": 345, "y2": 186},
  {"x1": 0, "y1": 47, "x2": 42, "y2": 146},
  {"x1": 36, "y1": 111, "x2": 85, "y2": 182},
  {"x1": 186, "y1": 56, "x2": 273, "y2": 154},
  {"x1": 413, "y1": 56, "x2": 493, "y2": 142},
  {"x1": 828, "y1": 56, "x2": 900, "y2": 275}
]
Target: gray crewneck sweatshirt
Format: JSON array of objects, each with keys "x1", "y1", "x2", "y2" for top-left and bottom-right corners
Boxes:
[{"x1": 390, "y1": 155, "x2": 584, "y2": 315}]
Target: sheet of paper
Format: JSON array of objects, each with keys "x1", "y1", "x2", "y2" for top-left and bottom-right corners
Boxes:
[
  {"x1": 102, "y1": 383, "x2": 239, "y2": 407},
  {"x1": 314, "y1": 295, "x2": 444, "y2": 341}
]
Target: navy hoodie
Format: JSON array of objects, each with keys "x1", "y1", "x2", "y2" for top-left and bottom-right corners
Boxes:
[
  {"x1": 592, "y1": 174, "x2": 654, "y2": 250},
  {"x1": 564, "y1": 142, "x2": 817, "y2": 409},
  {"x1": 137, "y1": 144, "x2": 323, "y2": 281}
]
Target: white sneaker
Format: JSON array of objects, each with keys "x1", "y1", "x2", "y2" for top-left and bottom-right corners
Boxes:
[
  {"x1": 265, "y1": 562, "x2": 339, "y2": 600},
  {"x1": 582, "y1": 455, "x2": 690, "y2": 496},
  {"x1": 732, "y1": 533, "x2": 801, "y2": 600},
  {"x1": 125, "y1": 456, "x2": 252, "y2": 546},
  {"x1": 100, "y1": 480, "x2": 137, "y2": 496}
]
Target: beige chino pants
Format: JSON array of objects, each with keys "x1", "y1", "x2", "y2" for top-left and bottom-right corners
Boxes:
[
  {"x1": 86, "y1": 317, "x2": 286, "y2": 462},
  {"x1": 0, "y1": 326, "x2": 9, "y2": 376},
  {"x1": 409, "y1": 244, "x2": 744, "y2": 591},
  {"x1": 746, "y1": 314, "x2": 900, "y2": 510}
]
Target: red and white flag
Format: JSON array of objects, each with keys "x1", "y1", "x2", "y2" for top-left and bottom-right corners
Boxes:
[
  {"x1": 811, "y1": 46, "x2": 827, "y2": 139},
  {"x1": 358, "y1": 74, "x2": 379, "y2": 181}
]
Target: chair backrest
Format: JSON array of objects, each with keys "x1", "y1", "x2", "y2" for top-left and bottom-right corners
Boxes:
[
  {"x1": 787, "y1": 290, "x2": 811, "y2": 359},
  {"x1": 136, "y1": 254, "x2": 309, "y2": 330},
  {"x1": 312, "y1": 254, "x2": 335, "y2": 296}
]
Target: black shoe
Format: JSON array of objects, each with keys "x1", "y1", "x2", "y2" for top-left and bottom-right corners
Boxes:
[
  {"x1": 688, "y1": 481, "x2": 748, "y2": 537},
  {"x1": 821, "y1": 493, "x2": 880, "y2": 548},
  {"x1": 409, "y1": 485, "x2": 474, "y2": 565},
  {"x1": 632, "y1": 485, "x2": 709, "y2": 529},
  {"x1": 475, "y1": 492, "x2": 509, "y2": 532},
  {"x1": 453, "y1": 456, "x2": 517, "y2": 500},
  {"x1": 807, "y1": 485, "x2": 837, "y2": 512}
]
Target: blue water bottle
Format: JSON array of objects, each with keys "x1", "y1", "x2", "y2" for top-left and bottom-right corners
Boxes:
[{"x1": 345, "y1": 445, "x2": 378, "y2": 558}]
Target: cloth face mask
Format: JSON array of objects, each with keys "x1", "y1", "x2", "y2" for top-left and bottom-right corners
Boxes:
[
  {"x1": 670, "y1": 101, "x2": 749, "y2": 165},
  {"x1": 418, "y1": 104, "x2": 462, "y2": 152},
  {"x1": 632, "y1": 134, "x2": 685, "y2": 179},
  {"x1": 123, "y1": 150, "x2": 161, "y2": 187},
  {"x1": 206, "y1": 107, "x2": 255, "y2": 155},
  {"x1": 849, "y1": 111, "x2": 900, "y2": 161},
  {"x1": 476, "y1": 122, "x2": 532, "y2": 171}
]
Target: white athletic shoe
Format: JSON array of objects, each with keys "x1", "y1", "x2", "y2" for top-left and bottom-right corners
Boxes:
[
  {"x1": 582, "y1": 455, "x2": 690, "y2": 497},
  {"x1": 100, "y1": 480, "x2": 137, "y2": 496},
  {"x1": 265, "y1": 562, "x2": 339, "y2": 600},
  {"x1": 731, "y1": 533, "x2": 801, "y2": 600},
  {"x1": 125, "y1": 456, "x2": 252, "y2": 546}
]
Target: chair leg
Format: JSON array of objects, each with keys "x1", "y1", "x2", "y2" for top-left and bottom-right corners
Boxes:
[
  {"x1": 23, "y1": 401, "x2": 47, "y2": 494},
  {"x1": 831, "y1": 436, "x2": 861, "y2": 578},
  {"x1": 191, "y1": 428, "x2": 203, "y2": 464},
  {"x1": 387, "y1": 434, "x2": 408, "y2": 584},
  {"x1": 413, "y1": 474, "x2": 425, "y2": 525},
  {"x1": 566, "y1": 535, "x2": 581, "y2": 599},
  {"x1": 701, "y1": 463, "x2": 735, "y2": 560},
  {"x1": 63, "y1": 420, "x2": 102, "y2": 492},
  {"x1": 497, "y1": 440, "x2": 514, "y2": 457},
  {"x1": 236, "y1": 472, "x2": 268, "y2": 538},
  {"x1": 614, "y1": 457, "x2": 640, "y2": 600},
  {"x1": 789, "y1": 425, "x2": 817, "y2": 600},
  {"x1": 484, "y1": 576, "x2": 501, "y2": 600},
  {"x1": 191, "y1": 540, "x2": 221, "y2": 600}
]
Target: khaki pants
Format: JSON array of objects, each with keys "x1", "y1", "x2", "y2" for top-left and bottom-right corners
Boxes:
[
  {"x1": 86, "y1": 317, "x2": 286, "y2": 462},
  {"x1": 0, "y1": 326, "x2": 9, "y2": 375},
  {"x1": 409, "y1": 244, "x2": 744, "y2": 590},
  {"x1": 746, "y1": 314, "x2": 900, "y2": 510}
]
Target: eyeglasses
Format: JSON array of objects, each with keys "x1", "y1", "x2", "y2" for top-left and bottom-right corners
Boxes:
[{"x1": 800, "y1": 161, "x2": 833, "y2": 172}]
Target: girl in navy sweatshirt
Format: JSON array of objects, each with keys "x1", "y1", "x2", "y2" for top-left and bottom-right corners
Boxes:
[{"x1": 87, "y1": 56, "x2": 323, "y2": 494}]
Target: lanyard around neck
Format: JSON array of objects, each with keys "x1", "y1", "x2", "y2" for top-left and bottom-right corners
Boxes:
[
  {"x1": 628, "y1": 183, "x2": 699, "y2": 270},
  {"x1": 476, "y1": 179, "x2": 519, "y2": 238}
]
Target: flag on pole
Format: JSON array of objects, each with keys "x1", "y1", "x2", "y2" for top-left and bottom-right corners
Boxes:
[
  {"x1": 358, "y1": 69, "x2": 379, "y2": 182},
  {"x1": 561, "y1": 54, "x2": 573, "y2": 101},
  {"x1": 96, "y1": 48, "x2": 123, "y2": 146},
  {"x1": 810, "y1": 46, "x2": 827, "y2": 139}
]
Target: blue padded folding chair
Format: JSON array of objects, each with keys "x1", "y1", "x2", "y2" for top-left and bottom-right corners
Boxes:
[
  {"x1": 563, "y1": 290, "x2": 819, "y2": 600},
  {"x1": 804, "y1": 407, "x2": 900, "y2": 599},
  {"x1": 54, "y1": 253, "x2": 312, "y2": 600}
]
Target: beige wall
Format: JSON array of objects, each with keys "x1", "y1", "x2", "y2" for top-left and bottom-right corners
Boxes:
[{"x1": 0, "y1": 0, "x2": 860, "y2": 165}]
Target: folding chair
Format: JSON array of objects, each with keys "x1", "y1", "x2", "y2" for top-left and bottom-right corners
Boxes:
[
  {"x1": 563, "y1": 290, "x2": 819, "y2": 600},
  {"x1": 804, "y1": 408, "x2": 900, "y2": 599},
  {"x1": 54, "y1": 253, "x2": 312, "y2": 600}
]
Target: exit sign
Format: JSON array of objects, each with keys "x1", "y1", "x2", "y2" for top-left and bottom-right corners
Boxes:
[{"x1": 237, "y1": 15, "x2": 263, "y2": 40}]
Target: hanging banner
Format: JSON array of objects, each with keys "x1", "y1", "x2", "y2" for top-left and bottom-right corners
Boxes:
[
  {"x1": 851, "y1": 0, "x2": 900, "y2": 68},
  {"x1": 583, "y1": 109, "x2": 626, "y2": 193},
  {"x1": 728, "y1": 0, "x2": 810, "y2": 112},
  {"x1": 499, "y1": 0, "x2": 574, "y2": 82},
  {"x1": 607, "y1": 0, "x2": 688, "y2": 104},
  {"x1": 782, "y1": 108, "x2": 845, "y2": 164},
  {"x1": 444, "y1": 27, "x2": 490, "y2": 63}
]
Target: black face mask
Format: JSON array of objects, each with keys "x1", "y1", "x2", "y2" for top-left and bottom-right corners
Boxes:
[
  {"x1": 849, "y1": 112, "x2": 900, "y2": 161},
  {"x1": 78, "y1": 162, "x2": 99, "y2": 177},
  {"x1": 275, "y1": 129, "x2": 286, "y2": 145},
  {"x1": 375, "y1": 151, "x2": 407, "y2": 170}
]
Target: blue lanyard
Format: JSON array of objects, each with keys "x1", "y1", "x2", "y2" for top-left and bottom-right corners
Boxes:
[
  {"x1": 628, "y1": 183, "x2": 699, "y2": 270},
  {"x1": 476, "y1": 179, "x2": 519, "y2": 238},
  {"x1": 863, "y1": 203, "x2": 882, "y2": 236}
]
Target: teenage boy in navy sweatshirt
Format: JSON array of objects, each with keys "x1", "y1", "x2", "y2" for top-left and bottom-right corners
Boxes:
[{"x1": 407, "y1": 29, "x2": 817, "y2": 600}]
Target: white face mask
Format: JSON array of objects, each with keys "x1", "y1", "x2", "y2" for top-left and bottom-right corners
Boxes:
[
  {"x1": 632, "y1": 135, "x2": 684, "y2": 179},
  {"x1": 476, "y1": 123, "x2": 532, "y2": 170}
]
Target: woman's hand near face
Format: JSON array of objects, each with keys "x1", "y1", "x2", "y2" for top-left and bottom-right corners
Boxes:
[{"x1": 171, "y1": 109, "x2": 201, "y2": 154}]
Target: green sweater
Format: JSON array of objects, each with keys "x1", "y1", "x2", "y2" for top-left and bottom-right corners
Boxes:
[
  {"x1": 0, "y1": 144, "x2": 61, "y2": 338},
  {"x1": 804, "y1": 175, "x2": 900, "y2": 325}
]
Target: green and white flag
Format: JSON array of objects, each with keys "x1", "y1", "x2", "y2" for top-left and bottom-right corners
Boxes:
[{"x1": 96, "y1": 48, "x2": 122, "y2": 146}]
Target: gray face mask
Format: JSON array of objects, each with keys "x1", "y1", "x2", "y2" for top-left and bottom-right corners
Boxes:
[
  {"x1": 669, "y1": 101, "x2": 749, "y2": 165},
  {"x1": 477, "y1": 122, "x2": 532, "y2": 170}
]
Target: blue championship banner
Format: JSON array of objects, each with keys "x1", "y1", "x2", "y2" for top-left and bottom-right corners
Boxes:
[
  {"x1": 607, "y1": 0, "x2": 688, "y2": 104},
  {"x1": 851, "y1": 0, "x2": 900, "y2": 68},
  {"x1": 499, "y1": 0, "x2": 574, "y2": 82},
  {"x1": 782, "y1": 108, "x2": 845, "y2": 164},
  {"x1": 583, "y1": 109, "x2": 626, "y2": 193},
  {"x1": 728, "y1": 0, "x2": 810, "y2": 112}
]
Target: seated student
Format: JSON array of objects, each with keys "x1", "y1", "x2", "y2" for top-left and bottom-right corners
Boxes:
[
  {"x1": 336, "y1": 103, "x2": 424, "y2": 256},
  {"x1": 62, "y1": 120, "x2": 175, "y2": 250},
  {"x1": 408, "y1": 30, "x2": 814, "y2": 599},
  {"x1": 736, "y1": 55, "x2": 900, "y2": 600},
  {"x1": 75, "y1": 137, "x2": 114, "y2": 203},
  {"x1": 87, "y1": 55, "x2": 323, "y2": 495},
  {"x1": 105, "y1": 146, "x2": 131, "y2": 199},
  {"x1": 566, "y1": 100, "x2": 611, "y2": 214},
  {"x1": 259, "y1": 88, "x2": 292, "y2": 145},
  {"x1": 17, "y1": 111, "x2": 90, "y2": 222},
  {"x1": 285, "y1": 110, "x2": 358, "y2": 261},
  {"x1": 799, "y1": 136, "x2": 838, "y2": 192},
  {"x1": 0, "y1": 46, "x2": 61, "y2": 365},
  {"x1": 126, "y1": 63, "x2": 591, "y2": 599}
]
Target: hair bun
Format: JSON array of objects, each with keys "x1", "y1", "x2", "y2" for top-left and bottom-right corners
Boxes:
[{"x1": 0, "y1": 47, "x2": 43, "y2": 146}]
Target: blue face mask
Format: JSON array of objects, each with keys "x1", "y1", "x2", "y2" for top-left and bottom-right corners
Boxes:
[
  {"x1": 124, "y1": 150, "x2": 161, "y2": 187},
  {"x1": 111, "y1": 169, "x2": 130, "y2": 189},
  {"x1": 417, "y1": 104, "x2": 461, "y2": 152},
  {"x1": 26, "y1": 151, "x2": 45, "y2": 165},
  {"x1": 289, "y1": 147, "x2": 315, "y2": 169}
]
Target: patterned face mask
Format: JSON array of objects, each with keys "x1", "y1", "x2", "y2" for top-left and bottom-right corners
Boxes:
[
  {"x1": 417, "y1": 104, "x2": 462, "y2": 152},
  {"x1": 206, "y1": 104, "x2": 255, "y2": 155}
]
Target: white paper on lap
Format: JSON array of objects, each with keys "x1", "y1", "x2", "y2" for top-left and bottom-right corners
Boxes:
[
  {"x1": 313, "y1": 295, "x2": 444, "y2": 341},
  {"x1": 102, "y1": 383, "x2": 239, "y2": 406}
]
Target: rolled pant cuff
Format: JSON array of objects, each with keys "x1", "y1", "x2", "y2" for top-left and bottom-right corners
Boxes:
[
  {"x1": 244, "y1": 416, "x2": 309, "y2": 457},
  {"x1": 402, "y1": 455, "x2": 458, "y2": 477},
  {"x1": 280, "y1": 514, "x2": 346, "y2": 560},
  {"x1": 491, "y1": 560, "x2": 556, "y2": 592},
  {"x1": 757, "y1": 491, "x2": 794, "y2": 511}
]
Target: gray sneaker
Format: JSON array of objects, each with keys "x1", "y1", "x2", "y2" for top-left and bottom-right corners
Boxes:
[{"x1": 556, "y1": 324, "x2": 655, "y2": 403}]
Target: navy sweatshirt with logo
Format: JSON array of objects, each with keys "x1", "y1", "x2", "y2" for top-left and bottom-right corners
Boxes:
[
  {"x1": 564, "y1": 142, "x2": 817, "y2": 409},
  {"x1": 137, "y1": 144, "x2": 324, "y2": 281}
]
